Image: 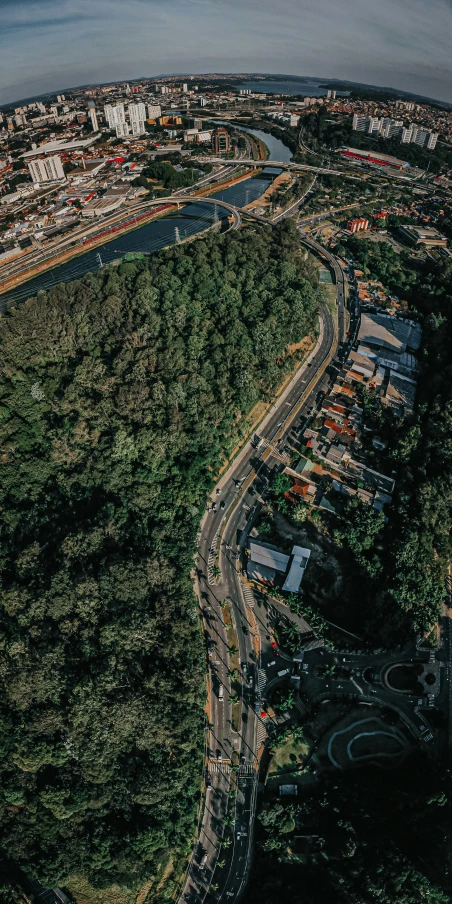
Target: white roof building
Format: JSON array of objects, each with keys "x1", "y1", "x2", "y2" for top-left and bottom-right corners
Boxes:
[
  {"x1": 247, "y1": 541, "x2": 311, "y2": 593},
  {"x1": 282, "y1": 547, "x2": 311, "y2": 593}
]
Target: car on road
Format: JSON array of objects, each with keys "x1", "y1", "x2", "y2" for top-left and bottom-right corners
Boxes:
[
  {"x1": 278, "y1": 668, "x2": 290, "y2": 677},
  {"x1": 267, "y1": 660, "x2": 276, "y2": 667},
  {"x1": 240, "y1": 754, "x2": 246, "y2": 764},
  {"x1": 216, "y1": 488, "x2": 221, "y2": 496},
  {"x1": 220, "y1": 500, "x2": 225, "y2": 509},
  {"x1": 217, "y1": 750, "x2": 222, "y2": 762},
  {"x1": 212, "y1": 503, "x2": 217, "y2": 512},
  {"x1": 242, "y1": 625, "x2": 248, "y2": 635}
]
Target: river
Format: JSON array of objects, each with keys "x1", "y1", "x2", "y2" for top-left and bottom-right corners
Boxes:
[
  {"x1": 210, "y1": 120, "x2": 293, "y2": 163},
  {"x1": 239, "y1": 79, "x2": 350, "y2": 97},
  {"x1": 0, "y1": 130, "x2": 286, "y2": 309}
]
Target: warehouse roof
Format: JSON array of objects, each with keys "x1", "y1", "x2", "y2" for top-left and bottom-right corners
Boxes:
[
  {"x1": 358, "y1": 312, "x2": 421, "y2": 353},
  {"x1": 282, "y1": 546, "x2": 311, "y2": 593},
  {"x1": 22, "y1": 135, "x2": 101, "y2": 158},
  {"x1": 248, "y1": 541, "x2": 290, "y2": 572}
]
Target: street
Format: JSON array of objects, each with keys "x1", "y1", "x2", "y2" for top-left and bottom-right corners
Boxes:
[{"x1": 178, "y1": 236, "x2": 347, "y2": 904}]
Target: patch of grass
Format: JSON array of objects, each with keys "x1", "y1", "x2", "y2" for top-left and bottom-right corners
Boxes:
[{"x1": 268, "y1": 731, "x2": 312, "y2": 775}]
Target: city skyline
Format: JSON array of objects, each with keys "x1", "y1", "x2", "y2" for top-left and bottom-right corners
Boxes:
[{"x1": 1, "y1": 0, "x2": 452, "y2": 106}]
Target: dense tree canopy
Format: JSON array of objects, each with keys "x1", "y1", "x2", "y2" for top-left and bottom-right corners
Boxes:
[
  {"x1": 0, "y1": 222, "x2": 318, "y2": 896},
  {"x1": 245, "y1": 757, "x2": 452, "y2": 904}
]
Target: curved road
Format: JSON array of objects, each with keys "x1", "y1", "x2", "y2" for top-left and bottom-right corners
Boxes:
[{"x1": 179, "y1": 237, "x2": 348, "y2": 904}]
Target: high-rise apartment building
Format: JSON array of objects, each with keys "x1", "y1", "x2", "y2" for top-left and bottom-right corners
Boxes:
[
  {"x1": 28, "y1": 155, "x2": 65, "y2": 183},
  {"x1": 115, "y1": 122, "x2": 130, "y2": 138},
  {"x1": 88, "y1": 108, "x2": 98, "y2": 132},
  {"x1": 352, "y1": 113, "x2": 369, "y2": 132},
  {"x1": 212, "y1": 127, "x2": 230, "y2": 154},
  {"x1": 410, "y1": 126, "x2": 438, "y2": 149},
  {"x1": 182, "y1": 83, "x2": 188, "y2": 93},
  {"x1": 367, "y1": 117, "x2": 382, "y2": 134},
  {"x1": 381, "y1": 119, "x2": 404, "y2": 139},
  {"x1": 147, "y1": 104, "x2": 162, "y2": 120},
  {"x1": 128, "y1": 103, "x2": 146, "y2": 135},
  {"x1": 104, "y1": 104, "x2": 125, "y2": 129}
]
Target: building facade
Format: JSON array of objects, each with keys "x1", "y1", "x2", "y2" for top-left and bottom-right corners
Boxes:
[
  {"x1": 28, "y1": 155, "x2": 65, "y2": 183},
  {"x1": 212, "y1": 127, "x2": 230, "y2": 153}
]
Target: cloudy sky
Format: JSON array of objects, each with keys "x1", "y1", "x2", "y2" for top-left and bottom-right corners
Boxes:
[{"x1": 1, "y1": 0, "x2": 452, "y2": 105}]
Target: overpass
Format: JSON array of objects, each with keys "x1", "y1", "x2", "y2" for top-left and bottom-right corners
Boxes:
[
  {"x1": 193, "y1": 155, "x2": 421, "y2": 183},
  {"x1": 194, "y1": 155, "x2": 363, "y2": 180},
  {"x1": 144, "y1": 194, "x2": 242, "y2": 230}
]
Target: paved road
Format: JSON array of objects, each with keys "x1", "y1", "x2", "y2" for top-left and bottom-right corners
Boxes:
[{"x1": 178, "y1": 237, "x2": 347, "y2": 904}]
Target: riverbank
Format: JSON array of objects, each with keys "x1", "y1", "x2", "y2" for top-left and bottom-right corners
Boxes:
[{"x1": 0, "y1": 202, "x2": 178, "y2": 300}]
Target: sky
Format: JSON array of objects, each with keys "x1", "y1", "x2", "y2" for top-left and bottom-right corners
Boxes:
[{"x1": 1, "y1": 0, "x2": 452, "y2": 106}]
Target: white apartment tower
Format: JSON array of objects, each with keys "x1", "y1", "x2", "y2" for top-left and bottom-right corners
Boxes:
[
  {"x1": 104, "y1": 104, "x2": 125, "y2": 129},
  {"x1": 352, "y1": 113, "x2": 369, "y2": 132},
  {"x1": 116, "y1": 122, "x2": 130, "y2": 138},
  {"x1": 88, "y1": 108, "x2": 98, "y2": 132},
  {"x1": 147, "y1": 103, "x2": 162, "y2": 120},
  {"x1": 28, "y1": 155, "x2": 65, "y2": 183},
  {"x1": 128, "y1": 102, "x2": 146, "y2": 135}
]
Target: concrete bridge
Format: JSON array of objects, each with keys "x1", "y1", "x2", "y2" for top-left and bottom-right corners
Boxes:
[{"x1": 145, "y1": 194, "x2": 242, "y2": 229}]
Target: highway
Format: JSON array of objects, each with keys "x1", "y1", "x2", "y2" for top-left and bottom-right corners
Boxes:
[
  {"x1": 179, "y1": 233, "x2": 347, "y2": 904},
  {"x1": 194, "y1": 155, "x2": 422, "y2": 183},
  {"x1": 0, "y1": 164, "x2": 247, "y2": 297}
]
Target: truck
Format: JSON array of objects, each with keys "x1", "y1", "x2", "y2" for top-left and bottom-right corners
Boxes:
[
  {"x1": 218, "y1": 683, "x2": 224, "y2": 702},
  {"x1": 278, "y1": 668, "x2": 290, "y2": 678}
]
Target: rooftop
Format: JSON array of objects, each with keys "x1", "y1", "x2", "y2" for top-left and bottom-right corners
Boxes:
[
  {"x1": 22, "y1": 135, "x2": 101, "y2": 158},
  {"x1": 358, "y1": 312, "x2": 421, "y2": 353}
]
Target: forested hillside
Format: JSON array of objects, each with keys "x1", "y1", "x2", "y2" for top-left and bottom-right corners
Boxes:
[{"x1": 0, "y1": 222, "x2": 319, "y2": 898}]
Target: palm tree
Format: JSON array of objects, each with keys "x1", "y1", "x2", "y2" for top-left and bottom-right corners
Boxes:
[
  {"x1": 212, "y1": 564, "x2": 221, "y2": 581},
  {"x1": 229, "y1": 692, "x2": 239, "y2": 704},
  {"x1": 217, "y1": 859, "x2": 226, "y2": 868},
  {"x1": 228, "y1": 644, "x2": 239, "y2": 656}
]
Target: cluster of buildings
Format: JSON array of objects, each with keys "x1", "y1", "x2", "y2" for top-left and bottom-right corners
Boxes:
[
  {"x1": 347, "y1": 216, "x2": 369, "y2": 233},
  {"x1": 352, "y1": 113, "x2": 438, "y2": 150},
  {"x1": 0, "y1": 143, "x2": 151, "y2": 264},
  {"x1": 266, "y1": 111, "x2": 300, "y2": 128},
  {"x1": 282, "y1": 311, "x2": 422, "y2": 517},
  {"x1": 247, "y1": 541, "x2": 312, "y2": 594}
]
